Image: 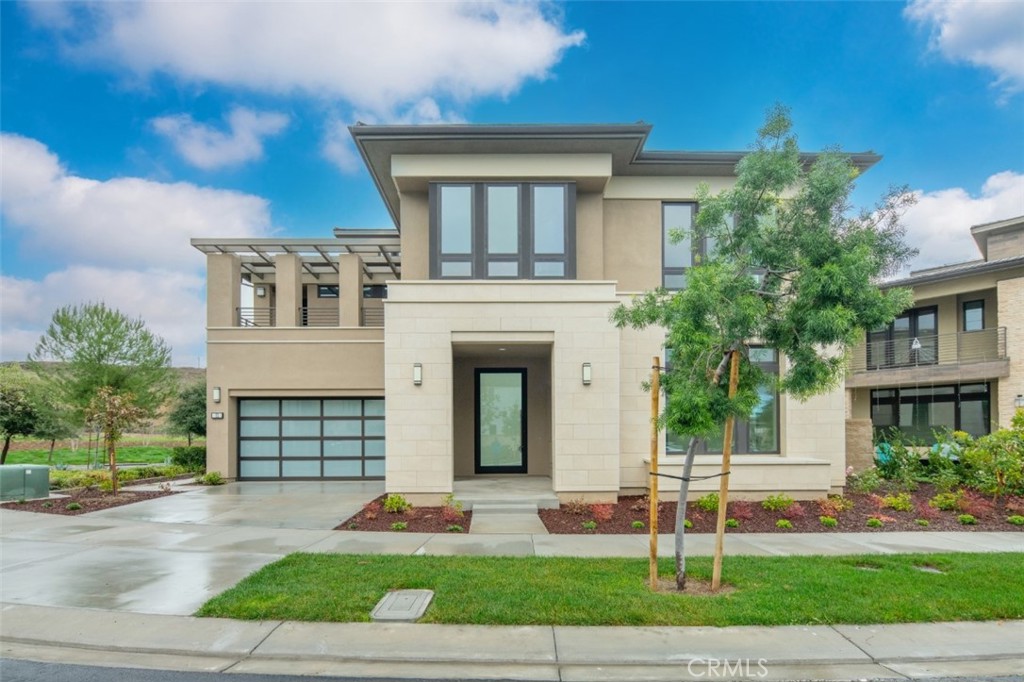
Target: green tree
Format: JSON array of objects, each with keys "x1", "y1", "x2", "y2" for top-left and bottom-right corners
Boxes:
[
  {"x1": 614, "y1": 105, "x2": 916, "y2": 590},
  {"x1": 0, "y1": 365, "x2": 40, "y2": 464},
  {"x1": 169, "y1": 382, "x2": 207, "y2": 446},
  {"x1": 32, "y1": 396, "x2": 80, "y2": 464},
  {"x1": 30, "y1": 303, "x2": 176, "y2": 420},
  {"x1": 85, "y1": 387, "x2": 146, "y2": 494}
]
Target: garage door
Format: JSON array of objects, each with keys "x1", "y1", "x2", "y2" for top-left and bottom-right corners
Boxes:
[{"x1": 238, "y1": 398, "x2": 384, "y2": 479}]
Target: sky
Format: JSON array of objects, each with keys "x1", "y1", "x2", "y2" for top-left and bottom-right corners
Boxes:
[{"x1": 2, "y1": 1, "x2": 1023, "y2": 366}]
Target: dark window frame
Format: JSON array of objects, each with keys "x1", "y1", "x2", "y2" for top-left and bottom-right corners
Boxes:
[
  {"x1": 870, "y1": 383, "x2": 990, "y2": 441},
  {"x1": 317, "y1": 285, "x2": 339, "y2": 298},
  {"x1": 662, "y1": 202, "x2": 715, "y2": 290},
  {"x1": 474, "y1": 368, "x2": 528, "y2": 474},
  {"x1": 363, "y1": 285, "x2": 388, "y2": 299},
  {"x1": 866, "y1": 305, "x2": 939, "y2": 370},
  {"x1": 962, "y1": 299, "x2": 985, "y2": 332},
  {"x1": 429, "y1": 182, "x2": 576, "y2": 280}
]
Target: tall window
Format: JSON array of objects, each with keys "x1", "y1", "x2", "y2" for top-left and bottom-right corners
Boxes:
[
  {"x1": 870, "y1": 383, "x2": 990, "y2": 441},
  {"x1": 866, "y1": 306, "x2": 938, "y2": 369},
  {"x1": 431, "y1": 182, "x2": 575, "y2": 279},
  {"x1": 662, "y1": 203, "x2": 719, "y2": 289},
  {"x1": 962, "y1": 300, "x2": 984, "y2": 331},
  {"x1": 666, "y1": 347, "x2": 780, "y2": 455}
]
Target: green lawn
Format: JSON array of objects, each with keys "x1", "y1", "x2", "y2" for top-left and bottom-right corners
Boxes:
[
  {"x1": 196, "y1": 552, "x2": 1024, "y2": 626},
  {"x1": 5, "y1": 446, "x2": 174, "y2": 466}
]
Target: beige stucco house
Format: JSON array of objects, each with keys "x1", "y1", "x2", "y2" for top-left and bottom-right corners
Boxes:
[{"x1": 193, "y1": 124, "x2": 1020, "y2": 505}]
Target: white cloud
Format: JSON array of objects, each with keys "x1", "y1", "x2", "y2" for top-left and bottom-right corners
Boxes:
[
  {"x1": 901, "y1": 171, "x2": 1024, "y2": 272},
  {"x1": 905, "y1": 0, "x2": 1024, "y2": 100},
  {"x1": 151, "y1": 106, "x2": 290, "y2": 170},
  {"x1": 0, "y1": 134, "x2": 274, "y2": 364},
  {"x1": 29, "y1": 1, "x2": 585, "y2": 117}
]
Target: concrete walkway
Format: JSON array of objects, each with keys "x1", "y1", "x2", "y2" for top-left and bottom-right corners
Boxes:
[{"x1": 1, "y1": 481, "x2": 1022, "y2": 680}]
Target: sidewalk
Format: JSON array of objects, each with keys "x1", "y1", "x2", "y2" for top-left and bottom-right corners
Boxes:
[{"x1": 1, "y1": 483, "x2": 1022, "y2": 680}]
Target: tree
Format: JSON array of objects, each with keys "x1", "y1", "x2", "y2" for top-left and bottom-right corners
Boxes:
[
  {"x1": 30, "y1": 303, "x2": 176, "y2": 420},
  {"x1": 32, "y1": 397, "x2": 80, "y2": 464},
  {"x1": 169, "y1": 382, "x2": 207, "y2": 446},
  {"x1": 85, "y1": 387, "x2": 146, "y2": 494},
  {"x1": 614, "y1": 105, "x2": 917, "y2": 590},
  {"x1": 0, "y1": 366, "x2": 40, "y2": 464}
]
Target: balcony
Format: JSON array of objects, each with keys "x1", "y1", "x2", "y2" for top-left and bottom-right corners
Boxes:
[
  {"x1": 237, "y1": 307, "x2": 275, "y2": 327},
  {"x1": 847, "y1": 327, "x2": 1009, "y2": 388},
  {"x1": 235, "y1": 306, "x2": 384, "y2": 328},
  {"x1": 299, "y1": 308, "x2": 340, "y2": 327}
]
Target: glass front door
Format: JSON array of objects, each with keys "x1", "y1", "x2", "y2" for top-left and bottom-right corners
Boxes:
[{"x1": 475, "y1": 369, "x2": 526, "y2": 473}]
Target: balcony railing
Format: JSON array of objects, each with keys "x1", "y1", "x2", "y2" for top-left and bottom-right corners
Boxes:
[
  {"x1": 361, "y1": 307, "x2": 384, "y2": 327},
  {"x1": 849, "y1": 327, "x2": 1007, "y2": 373},
  {"x1": 237, "y1": 307, "x2": 275, "y2": 327},
  {"x1": 299, "y1": 307, "x2": 340, "y2": 327}
]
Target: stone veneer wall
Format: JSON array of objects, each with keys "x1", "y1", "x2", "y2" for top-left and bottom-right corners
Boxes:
[
  {"x1": 997, "y1": 276, "x2": 1024, "y2": 427},
  {"x1": 845, "y1": 418, "x2": 875, "y2": 473}
]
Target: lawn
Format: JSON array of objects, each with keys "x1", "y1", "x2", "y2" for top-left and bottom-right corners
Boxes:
[
  {"x1": 4, "y1": 445, "x2": 175, "y2": 466},
  {"x1": 196, "y1": 552, "x2": 1024, "y2": 626}
]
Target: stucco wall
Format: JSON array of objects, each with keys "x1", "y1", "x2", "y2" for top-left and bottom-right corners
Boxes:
[{"x1": 602, "y1": 199, "x2": 662, "y2": 292}]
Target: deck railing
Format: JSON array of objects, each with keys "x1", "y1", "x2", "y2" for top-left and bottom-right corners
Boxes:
[
  {"x1": 361, "y1": 307, "x2": 384, "y2": 327},
  {"x1": 299, "y1": 307, "x2": 340, "y2": 327},
  {"x1": 237, "y1": 307, "x2": 275, "y2": 327},
  {"x1": 848, "y1": 327, "x2": 1006, "y2": 373}
]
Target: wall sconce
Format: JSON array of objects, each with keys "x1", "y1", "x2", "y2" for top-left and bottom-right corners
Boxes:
[
  {"x1": 413, "y1": 363, "x2": 423, "y2": 386},
  {"x1": 255, "y1": 286, "x2": 266, "y2": 298},
  {"x1": 582, "y1": 362, "x2": 592, "y2": 386},
  {"x1": 212, "y1": 386, "x2": 222, "y2": 403},
  {"x1": 1015, "y1": 394, "x2": 1024, "y2": 409}
]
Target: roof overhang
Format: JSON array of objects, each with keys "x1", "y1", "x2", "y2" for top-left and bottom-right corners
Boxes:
[
  {"x1": 190, "y1": 231, "x2": 401, "y2": 282},
  {"x1": 883, "y1": 255, "x2": 1024, "y2": 289},
  {"x1": 970, "y1": 215, "x2": 1024, "y2": 259}
]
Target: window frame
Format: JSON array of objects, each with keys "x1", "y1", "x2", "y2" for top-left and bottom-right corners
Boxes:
[
  {"x1": 662, "y1": 202, "x2": 715, "y2": 290},
  {"x1": 317, "y1": 285, "x2": 339, "y2": 298},
  {"x1": 962, "y1": 299, "x2": 985, "y2": 332},
  {"x1": 870, "y1": 383, "x2": 990, "y2": 441},
  {"x1": 866, "y1": 305, "x2": 939, "y2": 370}
]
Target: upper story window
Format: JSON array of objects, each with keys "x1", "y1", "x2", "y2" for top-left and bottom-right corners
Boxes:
[
  {"x1": 317, "y1": 285, "x2": 339, "y2": 298},
  {"x1": 430, "y1": 182, "x2": 576, "y2": 280},
  {"x1": 963, "y1": 300, "x2": 984, "y2": 331},
  {"x1": 866, "y1": 306, "x2": 938, "y2": 369},
  {"x1": 363, "y1": 285, "x2": 388, "y2": 299},
  {"x1": 662, "y1": 203, "x2": 717, "y2": 289}
]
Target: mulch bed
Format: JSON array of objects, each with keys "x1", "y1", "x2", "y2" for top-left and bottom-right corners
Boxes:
[
  {"x1": 1, "y1": 488, "x2": 180, "y2": 515},
  {"x1": 539, "y1": 484, "x2": 1024, "y2": 534},
  {"x1": 337, "y1": 495, "x2": 473, "y2": 533}
]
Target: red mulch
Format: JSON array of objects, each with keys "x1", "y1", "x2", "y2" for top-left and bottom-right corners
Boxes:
[
  {"x1": 539, "y1": 484, "x2": 1024, "y2": 534},
  {"x1": 338, "y1": 495, "x2": 472, "y2": 533},
  {"x1": 1, "y1": 488, "x2": 180, "y2": 515}
]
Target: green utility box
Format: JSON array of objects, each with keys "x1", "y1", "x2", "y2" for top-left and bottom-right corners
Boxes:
[{"x1": 0, "y1": 465, "x2": 50, "y2": 501}]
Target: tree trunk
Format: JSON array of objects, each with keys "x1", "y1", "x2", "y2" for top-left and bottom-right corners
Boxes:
[
  {"x1": 108, "y1": 436, "x2": 118, "y2": 495},
  {"x1": 187, "y1": 432, "x2": 192, "y2": 447},
  {"x1": 1, "y1": 436, "x2": 11, "y2": 465},
  {"x1": 674, "y1": 346, "x2": 738, "y2": 591},
  {"x1": 48, "y1": 439, "x2": 56, "y2": 464}
]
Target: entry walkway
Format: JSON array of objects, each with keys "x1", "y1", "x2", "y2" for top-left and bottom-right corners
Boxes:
[{"x1": 1, "y1": 482, "x2": 1022, "y2": 680}]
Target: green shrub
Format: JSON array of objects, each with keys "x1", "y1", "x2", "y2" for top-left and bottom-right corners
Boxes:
[
  {"x1": 819, "y1": 516, "x2": 838, "y2": 528},
  {"x1": 581, "y1": 520, "x2": 598, "y2": 531},
  {"x1": 383, "y1": 494, "x2": 411, "y2": 513},
  {"x1": 171, "y1": 446, "x2": 207, "y2": 472},
  {"x1": 683, "y1": 519, "x2": 693, "y2": 529},
  {"x1": 915, "y1": 519, "x2": 930, "y2": 527},
  {"x1": 196, "y1": 471, "x2": 225, "y2": 486},
  {"x1": 847, "y1": 467, "x2": 882, "y2": 493},
  {"x1": 725, "y1": 518, "x2": 739, "y2": 528},
  {"x1": 446, "y1": 524, "x2": 464, "y2": 533},
  {"x1": 866, "y1": 517, "x2": 883, "y2": 528},
  {"x1": 881, "y1": 492, "x2": 914, "y2": 512},
  {"x1": 390, "y1": 521, "x2": 408, "y2": 531},
  {"x1": 695, "y1": 492, "x2": 719, "y2": 513},
  {"x1": 929, "y1": 490, "x2": 965, "y2": 511},
  {"x1": 631, "y1": 520, "x2": 645, "y2": 530},
  {"x1": 959, "y1": 413, "x2": 1024, "y2": 499},
  {"x1": 958, "y1": 514, "x2": 977, "y2": 525},
  {"x1": 1006, "y1": 515, "x2": 1024, "y2": 526},
  {"x1": 775, "y1": 519, "x2": 793, "y2": 529},
  {"x1": 762, "y1": 494, "x2": 794, "y2": 512},
  {"x1": 66, "y1": 502, "x2": 82, "y2": 511},
  {"x1": 874, "y1": 428, "x2": 924, "y2": 490}
]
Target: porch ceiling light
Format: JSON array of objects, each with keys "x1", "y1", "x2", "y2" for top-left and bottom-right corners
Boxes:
[
  {"x1": 413, "y1": 363, "x2": 423, "y2": 386},
  {"x1": 255, "y1": 286, "x2": 267, "y2": 298},
  {"x1": 213, "y1": 386, "x2": 222, "y2": 403},
  {"x1": 582, "y1": 362, "x2": 592, "y2": 386}
]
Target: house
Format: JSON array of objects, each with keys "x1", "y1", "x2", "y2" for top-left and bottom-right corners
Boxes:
[
  {"x1": 845, "y1": 215, "x2": 1024, "y2": 467},
  {"x1": 193, "y1": 123, "x2": 915, "y2": 504}
]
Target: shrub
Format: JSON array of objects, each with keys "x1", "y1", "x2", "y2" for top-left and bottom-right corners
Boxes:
[
  {"x1": 958, "y1": 514, "x2": 977, "y2": 525},
  {"x1": 729, "y1": 500, "x2": 754, "y2": 521},
  {"x1": 874, "y1": 428, "x2": 924, "y2": 490},
  {"x1": 819, "y1": 516, "x2": 838, "y2": 528},
  {"x1": 441, "y1": 494, "x2": 464, "y2": 523},
  {"x1": 98, "y1": 479, "x2": 113, "y2": 492},
  {"x1": 927, "y1": 429, "x2": 969, "y2": 492},
  {"x1": 959, "y1": 491, "x2": 995, "y2": 518},
  {"x1": 762, "y1": 493, "x2": 794, "y2": 512},
  {"x1": 929, "y1": 490, "x2": 965, "y2": 512},
  {"x1": 581, "y1": 520, "x2": 598, "y2": 531},
  {"x1": 390, "y1": 521, "x2": 408, "y2": 531},
  {"x1": 446, "y1": 524, "x2": 464, "y2": 533},
  {"x1": 42, "y1": 501, "x2": 53, "y2": 508},
  {"x1": 847, "y1": 467, "x2": 883, "y2": 493},
  {"x1": 959, "y1": 412, "x2": 1024, "y2": 499},
  {"x1": 383, "y1": 494, "x2": 411, "y2": 513},
  {"x1": 725, "y1": 518, "x2": 739, "y2": 528},
  {"x1": 695, "y1": 493, "x2": 719, "y2": 513},
  {"x1": 816, "y1": 495, "x2": 854, "y2": 517},
  {"x1": 1006, "y1": 515, "x2": 1024, "y2": 526},
  {"x1": 171, "y1": 446, "x2": 207, "y2": 472},
  {"x1": 866, "y1": 517, "x2": 883, "y2": 528},
  {"x1": 915, "y1": 500, "x2": 940, "y2": 521},
  {"x1": 566, "y1": 498, "x2": 589, "y2": 515},
  {"x1": 881, "y1": 492, "x2": 914, "y2": 512},
  {"x1": 631, "y1": 520, "x2": 645, "y2": 530},
  {"x1": 683, "y1": 519, "x2": 693, "y2": 529},
  {"x1": 66, "y1": 502, "x2": 82, "y2": 511},
  {"x1": 362, "y1": 500, "x2": 381, "y2": 520},
  {"x1": 781, "y1": 501, "x2": 806, "y2": 520},
  {"x1": 775, "y1": 519, "x2": 793, "y2": 529},
  {"x1": 915, "y1": 519, "x2": 930, "y2": 527},
  {"x1": 196, "y1": 471, "x2": 225, "y2": 486},
  {"x1": 590, "y1": 503, "x2": 615, "y2": 523}
]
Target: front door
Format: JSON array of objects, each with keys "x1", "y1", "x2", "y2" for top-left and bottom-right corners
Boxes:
[{"x1": 475, "y1": 369, "x2": 527, "y2": 473}]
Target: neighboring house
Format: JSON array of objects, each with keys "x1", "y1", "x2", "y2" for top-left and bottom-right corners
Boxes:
[
  {"x1": 845, "y1": 215, "x2": 1024, "y2": 467},
  {"x1": 193, "y1": 123, "x2": 892, "y2": 503}
]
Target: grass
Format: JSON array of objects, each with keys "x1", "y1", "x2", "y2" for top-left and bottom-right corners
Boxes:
[
  {"x1": 196, "y1": 552, "x2": 1024, "y2": 626},
  {"x1": 5, "y1": 446, "x2": 175, "y2": 466}
]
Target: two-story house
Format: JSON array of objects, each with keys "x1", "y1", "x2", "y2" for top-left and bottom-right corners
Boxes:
[
  {"x1": 845, "y1": 215, "x2": 1024, "y2": 465},
  {"x1": 192, "y1": 123, "x2": 893, "y2": 504}
]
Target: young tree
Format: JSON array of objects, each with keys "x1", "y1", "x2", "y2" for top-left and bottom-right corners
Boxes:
[
  {"x1": 169, "y1": 382, "x2": 207, "y2": 446},
  {"x1": 30, "y1": 303, "x2": 176, "y2": 420},
  {"x1": 85, "y1": 387, "x2": 146, "y2": 494},
  {"x1": 614, "y1": 105, "x2": 917, "y2": 590},
  {"x1": 32, "y1": 397, "x2": 80, "y2": 464},
  {"x1": 0, "y1": 366, "x2": 40, "y2": 464}
]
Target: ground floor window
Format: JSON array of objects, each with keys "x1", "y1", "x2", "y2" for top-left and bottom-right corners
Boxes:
[
  {"x1": 237, "y1": 398, "x2": 384, "y2": 479},
  {"x1": 870, "y1": 383, "x2": 990, "y2": 442}
]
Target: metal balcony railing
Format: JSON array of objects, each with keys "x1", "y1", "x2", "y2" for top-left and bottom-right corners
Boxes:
[
  {"x1": 848, "y1": 327, "x2": 1007, "y2": 373},
  {"x1": 237, "y1": 307, "x2": 275, "y2": 327},
  {"x1": 299, "y1": 307, "x2": 340, "y2": 327},
  {"x1": 361, "y1": 307, "x2": 384, "y2": 327}
]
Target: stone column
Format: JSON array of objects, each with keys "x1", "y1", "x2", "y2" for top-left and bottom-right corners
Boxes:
[
  {"x1": 339, "y1": 254, "x2": 364, "y2": 327},
  {"x1": 275, "y1": 254, "x2": 302, "y2": 327},
  {"x1": 997, "y1": 275, "x2": 1024, "y2": 427}
]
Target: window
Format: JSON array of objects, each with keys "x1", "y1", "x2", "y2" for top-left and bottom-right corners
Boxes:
[
  {"x1": 662, "y1": 203, "x2": 718, "y2": 289},
  {"x1": 870, "y1": 383, "x2": 990, "y2": 441},
  {"x1": 317, "y1": 285, "x2": 339, "y2": 298},
  {"x1": 963, "y1": 300, "x2": 984, "y2": 332},
  {"x1": 430, "y1": 182, "x2": 575, "y2": 279},
  {"x1": 363, "y1": 285, "x2": 387, "y2": 299},
  {"x1": 666, "y1": 347, "x2": 780, "y2": 454},
  {"x1": 866, "y1": 306, "x2": 938, "y2": 369}
]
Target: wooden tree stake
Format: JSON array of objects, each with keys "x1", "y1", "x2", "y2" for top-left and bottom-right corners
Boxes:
[{"x1": 712, "y1": 349, "x2": 740, "y2": 591}]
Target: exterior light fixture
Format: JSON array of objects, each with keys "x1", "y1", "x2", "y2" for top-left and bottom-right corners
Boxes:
[
  {"x1": 212, "y1": 386, "x2": 222, "y2": 403},
  {"x1": 1015, "y1": 394, "x2": 1024, "y2": 409},
  {"x1": 413, "y1": 363, "x2": 423, "y2": 386},
  {"x1": 582, "y1": 362, "x2": 592, "y2": 386},
  {"x1": 255, "y1": 286, "x2": 267, "y2": 298}
]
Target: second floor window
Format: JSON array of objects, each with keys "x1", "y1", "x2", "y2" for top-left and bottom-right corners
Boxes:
[
  {"x1": 663, "y1": 202, "x2": 718, "y2": 289},
  {"x1": 866, "y1": 306, "x2": 938, "y2": 369},
  {"x1": 430, "y1": 182, "x2": 576, "y2": 280}
]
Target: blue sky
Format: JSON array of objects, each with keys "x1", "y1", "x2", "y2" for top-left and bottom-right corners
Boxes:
[{"x1": 2, "y1": 1, "x2": 1022, "y2": 364}]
